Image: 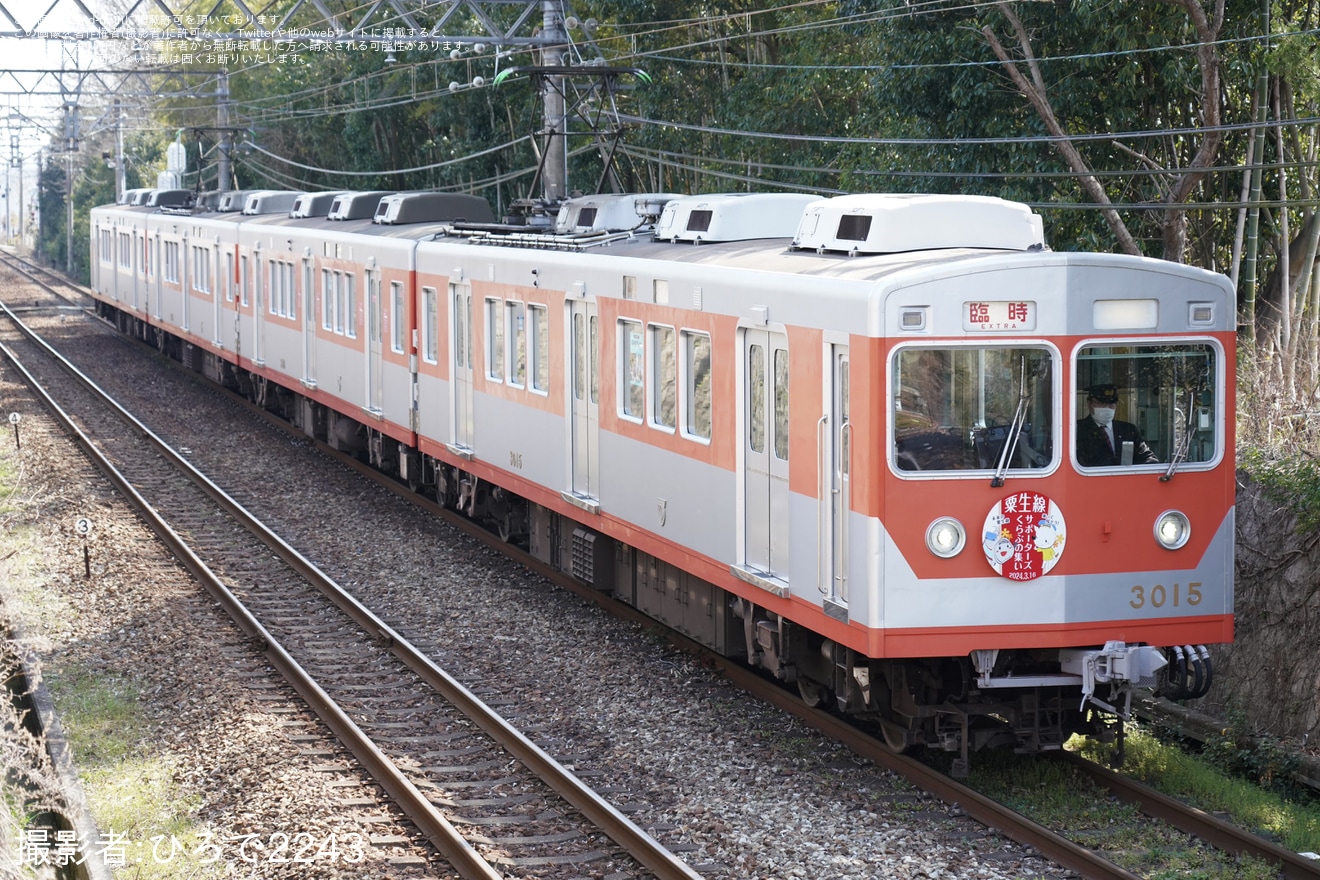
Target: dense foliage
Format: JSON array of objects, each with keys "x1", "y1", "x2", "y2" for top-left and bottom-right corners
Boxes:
[{"x1": 43, "y1": 0, "x2": 1319, "y2": 415}]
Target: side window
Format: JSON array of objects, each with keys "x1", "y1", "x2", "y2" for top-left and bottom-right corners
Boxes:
[
  {"x1": 192, "y1": 246, "x2": 211, "y2": 294},
  {"x1": 683, "y1": 331, "x2": 712, "y2": 441},
  {"x1": 650, "y1": 324, "x2": 676, "y2": 430},
  {"x1": 573, "y1": 312, "x2": 586, "y2": 401},
  {"x1": 368, "y1": 275, "x2": 381, "y2": 345},
  {"x1": 619, "y1": 318, "x2": 644, "y2": 420},
  {"x1": 286, "y1": 263, "x2": 296, "y2": 318},
  {"x1": 454, "y1": 289, "x2": 467, "y2": 367},
  {"x1": 529, "y1": 304, "x2": 549, "y2": 393},
  {"x1": 748, "y1": 343, "x2": 765, "y2": 453},
  {"x1": 589, "y1": 314, "x2": 599, "y2": 405},
  {"x1": 333, "y1": 272, "x2": 345, "y2": 333},
  {"x1": 422, "y1": 286, "x2": 438, "y2": 364},
  {"x1": 163, "y1": 242, "x2": 179, "y2": 283},
  {"x1": 322, "y1": 269, "x2": 334, "y2": 330},
  {"x1": 486, "y1": 297, "x2": 504, "y2": 381},
  {"x1": 303, "y1": 262, "x2": 312, "y2": 318},
  {"x1": 507, "y1": 300, "x2": 526, "y2": 388},
  {"x1": 773, "y1": 347, "x2": 788, "y2": 460},
  {"x1": 391, "y1": 281, "x2": 405, "y2": 353},
  {"x1": 344, "y1": 273, "x2": 357, "y2": 337}
]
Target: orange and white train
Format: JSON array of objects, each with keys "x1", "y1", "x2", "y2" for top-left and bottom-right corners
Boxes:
[{"x1": 90, "y1": 187, "x2": 1234, "y2": 769}]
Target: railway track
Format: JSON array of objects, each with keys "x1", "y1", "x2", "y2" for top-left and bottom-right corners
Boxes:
[
  {"x1": 0, "y1": 251, "x2": 91, "y2": 311},
  {"x1": 6, "y1": 250, "x2": 1318, "y2": 878},
  {"x1": 0, "y1": 284, "x2": 701, "y2": 880},
  {"x1": 289, "y1": 421, "x2": 1320, "y2": 879}
]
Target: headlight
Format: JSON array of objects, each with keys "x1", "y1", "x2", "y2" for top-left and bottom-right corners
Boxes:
[
  {"x1": 1154, "y1": 510, "x2": 1191, "y2": 550},
  {"x1": 925, "y1": 517, "x2": 966, "y2": 558}
]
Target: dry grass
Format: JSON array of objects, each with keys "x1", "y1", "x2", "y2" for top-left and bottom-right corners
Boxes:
[
  {"x1": 1237, "y1": 345, "x2": 1320, "y2": 456},
  {"x1": 0, "y1": 639, "x2": 71, "y2": 880}
]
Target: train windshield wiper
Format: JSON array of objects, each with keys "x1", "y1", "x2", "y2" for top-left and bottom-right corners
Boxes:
[
  {"x1": 1160, "y1": 384, "x2": 1200, "y2": 483},
  {"x1": 991, "y1": 356, "x2": 1032, "y2": 488}
]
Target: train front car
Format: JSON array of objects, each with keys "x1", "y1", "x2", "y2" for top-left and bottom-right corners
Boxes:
[{"x1": 808, "y1": 196, "x2": 1233, "y2": 771}]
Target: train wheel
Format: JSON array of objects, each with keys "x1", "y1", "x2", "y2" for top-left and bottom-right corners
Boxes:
[
  {"x1": 878, "y1": 713, "x2": 921, "y2": 754},
  {"x1": 797, "y1": 677, "x2": 829, "y2": 708},
  {"x1": 435, "y1": 467, "x2": 458, "y2": 509}
]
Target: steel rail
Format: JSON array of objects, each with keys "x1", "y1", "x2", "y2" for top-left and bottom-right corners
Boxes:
[
  {"x1": 0, "y1": 296, "x2": 703, "y2": 880},
  {"x1": 700, "y1": 657, "x2": 1145, "y2": 880},
  {"x1": 1060, "y1": 751, "x2": 1320, "y2": 879},
  {"x1": 314, "y1": 448, "x2": 1140, "y2": 880},
  {"x1": 0, "y1": 311, "x2": 503, "y2": 880},
  {"x1": 247, "y1": 396, "x2": 1144, "y2": 880}
]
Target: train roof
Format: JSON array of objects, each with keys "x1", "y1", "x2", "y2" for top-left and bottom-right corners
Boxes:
[
  {"x1": 655, "y1": 192, "x2": 818, "y2": 243},
  {"x1": 92, "y1": 189, "x2": 1233, "y2": 294}
]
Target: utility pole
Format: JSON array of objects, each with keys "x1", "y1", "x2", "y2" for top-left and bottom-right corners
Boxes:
[
  {"x1": 63, "y1": 101, "x2": 78, "y2": 275},
  {"x1": 34, "y1": 150, "x2": 42, "y2": 263},
  {"x1": 217, "y1": 69, "x2": 231, "y2": 191},
  {"x1": 540, "y1": 1, "x2": 567, "y2": 201},
  {"x1": 10, "y1": 134, "x2": 20, "y2": 249},
  {"x1": 114, "y1": 98, "x2": 125, "y2": 202}
]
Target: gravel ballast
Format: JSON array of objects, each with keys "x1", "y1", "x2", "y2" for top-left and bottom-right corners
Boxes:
[{"x1": 0, "y1": 279, "x2": 1071, "y2": 879}]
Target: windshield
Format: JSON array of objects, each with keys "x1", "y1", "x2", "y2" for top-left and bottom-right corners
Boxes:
[
  {"x1": 892, "y1": 346, "x2": 1054, "y2": 473},
  {"x1": 1075, "y1": 342, "x2": 1217, "y2": 469}
]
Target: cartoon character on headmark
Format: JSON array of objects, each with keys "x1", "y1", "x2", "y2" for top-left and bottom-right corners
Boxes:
[
  {"x1": 983, "y1": 513, "x2": 1015, "y2": 567},
  {"x1": 1033, "y1": 514, "x2": 1065, "y2": 563}
]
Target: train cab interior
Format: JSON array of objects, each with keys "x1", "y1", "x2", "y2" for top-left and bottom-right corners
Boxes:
[
  {"x1": 1074, "y1": 342, "x2": 1219, "y2": 468},
  {"x1": 892, "y1": 345, "x2": 1054, "y2": 473}
]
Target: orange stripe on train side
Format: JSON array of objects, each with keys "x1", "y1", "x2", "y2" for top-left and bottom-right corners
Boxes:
[{"x1": 414, "y1": 444, "x2": 1231, "y2": 660}]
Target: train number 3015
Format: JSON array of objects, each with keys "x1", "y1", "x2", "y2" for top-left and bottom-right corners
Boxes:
[{"x1": 1130, "y1": 582, "x2": 1202, "y2": 609}]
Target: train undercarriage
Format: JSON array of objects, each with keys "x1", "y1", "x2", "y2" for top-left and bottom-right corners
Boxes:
[{"x1": 109, "y1": 310, "x2": 1208, "y2": 774}]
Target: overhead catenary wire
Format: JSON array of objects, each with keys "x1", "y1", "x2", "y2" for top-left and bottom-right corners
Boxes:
[
  {"x1": 115, "y1": 0, "x2": 1316, "y2": 221},
  {"x1": 630, "y1": 27, "x2": 1320, "y2": 72},
  {"x1": 620, "y1": 142, "x2": 1320, "y2": 182},
  {"x1": 241, "y1": 135, "x2": 532, "y2": 177},
  {"x1": 152, "y1": 0, "x2": 1313, "y2": 160},
  {"x1": 619, "y1": 113, "x2": 1320, "y2": 148},
  {"x1": 618, "y1": 144, "x2": 1320, "y2": 211}
]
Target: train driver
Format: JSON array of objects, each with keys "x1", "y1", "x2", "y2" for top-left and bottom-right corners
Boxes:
[{"x1": 1075, "y1": 384, "x2": 1158, "y2": 467}]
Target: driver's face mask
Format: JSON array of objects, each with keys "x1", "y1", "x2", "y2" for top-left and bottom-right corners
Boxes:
[{"x1": 1091, "y1": 406, "x2": 1116, "y2": 426}]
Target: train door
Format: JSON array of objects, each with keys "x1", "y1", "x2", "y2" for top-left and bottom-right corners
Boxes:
[
  {"x1": 236, "y1": 252, "x2": 248, "y2": 358},
  {"x1": 821, "y1": 343, "x2": 850, "y2": 614},
  {"x1": 141, "y1": 231, "x2": 150, "y2": 312},
  {"x1": 449, "y1": 281, "x2": 474, "y2": 454},
  {"x1": 565, "y1": 299, "x2": 600, "y2": 510},
  {"x1": 121, "y1": 228, "x2": 130, "y2": 306},
  {"x1": 153, "y1": 233, "x2": 162, "y2": 319},
  {"x1": 181, "y1": 235, "x2": 191, "y2": 332},
  {"x1": 210, "y1": 244, "x2": 222, "y2": 345},
  {"x1": 741, "y1": 327, "x2": 791, "y2": 583},
  {"x1": 367, "y1": 267, "x2": 383, "y2": 412},
  {"x1": 302, "y1": 257, "x2": 316, "y2": 383},
  {"x1": 226, "y1": 250, "x2": 236, "y2": 350},
  {"x1": 252, "y1": 247, "x2": 265, "y2": 364},
  {"x1": 128, "y1": 228, "x2": 138, "y2": 307}
]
